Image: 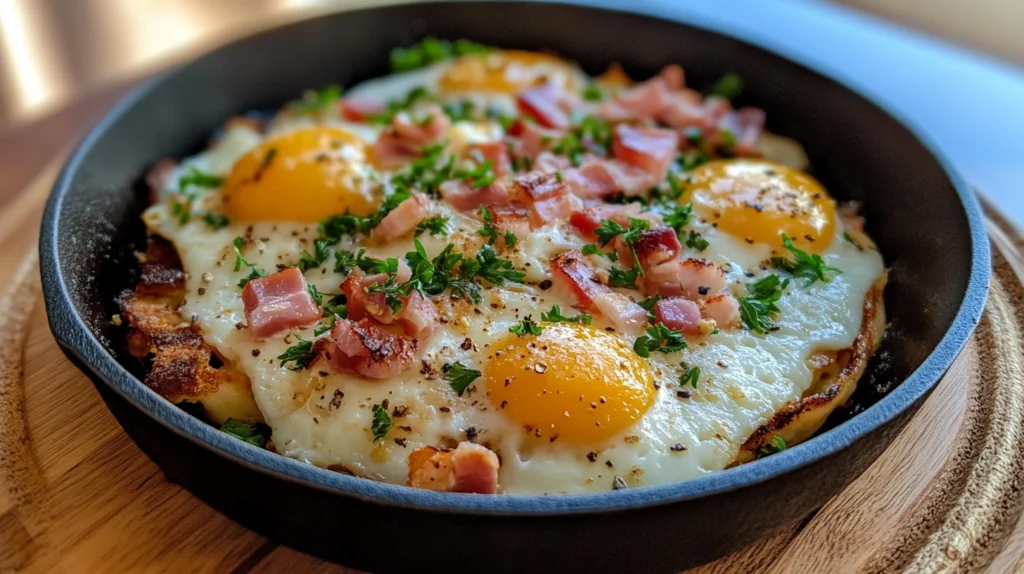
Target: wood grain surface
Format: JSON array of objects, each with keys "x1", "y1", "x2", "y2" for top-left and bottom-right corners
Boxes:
[{"x1": 1, "y1": 166, "x2": 1023, "y2": 573}]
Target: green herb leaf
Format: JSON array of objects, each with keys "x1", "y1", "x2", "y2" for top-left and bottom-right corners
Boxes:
[
  {"x1": 509, "y1": 317, "x2": 543, "y2": 337},
  {"x1": 759, "y1": 435, "x2": 787, "y2": 457},
  {"x1": 679, "y1": 363, "x2": 700, "y2": 388},
  {"x1": 277, "y1": 335, "x2": 314, "y2": 370},
  {"x1": 444, "y1": 362, "x2": 482, "y2": 396},
  {"x1": 473, "y1": 244, "x2": 526, "y2": 286},
  {"x1": 307, "y1": 283, "x2": 323, "y2": 306},
  {"x1": 663, "y1": 202, "x2": 693, "y2": 234},
  {"x1": 334, "y1": 249, "x2": 357, "y2": 275},
  {"x1": 685, "y1": 230, "x2": 710, "y2": 252},
  {"x1": 540, "y1": 305, "x2": 591, "y2": 325},
  {"x1": 705, "y1": 72, "x2": 744, "y2": 101},
  {"x1": 738, "y1": 274, "x2": 789, "y2": 334},
  {"x1": 220, "y1": 418, "x2": 270, "y2": 447},
  {"x1": 292, "y1": 84, "x2": 343, "y2": 113},
  {"x1": 231, "y1": 237, "x2": 269, "y2": 287},
  {"x1": 389, "y1": 38, "x2": 494, "y2": 73},
  {"x1": 200, "y1": 212, "x2": 229, "y2": 230},
  {"x1": 415, "y1": 215, "x2": 450, "y2": 237},
  {"x1": 178, "y1": 167, "x2": 224, "y2": 190},
  {"x1": 582, "y1": 84, "x2": 604, "y2": 101},
  {"x1": 297, "y1": 238, "x2": 331, "y2": 272},
  {"x1": 457, "y1": 158, "x2": 496, "y2": 189},
  {"x1": 371, "y1": 403, "x2": 392, "y2": 441},
  {"x1": 770, "y1": 234, "x2": 841, "y2": 286},
  {"x1": 608, "y1": 266, "x2": 642, "y2": 289},
  {"x1": 633, "y1": 324, "x2": 688, "y2": 358}
]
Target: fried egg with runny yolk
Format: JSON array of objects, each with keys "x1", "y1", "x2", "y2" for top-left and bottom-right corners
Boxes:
[
  {"x1": 686, "y1": 159, "x2": 836, "y2": 253},
  {"x1": 438, "y1": 50, "x2": 582, "y2": 95}
]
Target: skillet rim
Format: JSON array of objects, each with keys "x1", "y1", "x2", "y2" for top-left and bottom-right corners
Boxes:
[{"x1": 39, "y1": 0, "x2": 991, "y2": 516}]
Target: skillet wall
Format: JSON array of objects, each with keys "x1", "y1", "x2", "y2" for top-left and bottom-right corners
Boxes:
[{"x1": 44, "y1": 2, "x2": 978, "y2": 571}]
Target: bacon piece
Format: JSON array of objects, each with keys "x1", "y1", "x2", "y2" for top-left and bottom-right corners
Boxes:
[
  {"x1": 467, "y1": 141, "x2": 512, "y2": 176},
  {"x1": 596, "y1": 76, "x2": 674, "y2": 122},
  {"x1": 563, "y1": 159, "x2": 657, "y2": 199},
  {"x1": 702, "y1": 291, "x2": 741, "y2": 329},
  {"x1": 372, "y1": 107, "x2": 451, "y2": 169},
  {"x1": 643, "y1": 258, "x2": 725, "y2": 299},
  {"x1": 612, "y1": 124, "x2": 679, "y2": 183},
  {"x1": 838, "y1": 201, "x2": 866, "y2": 233},
  {"x1": 341, "y1": 261, "x2": 413, "y2": 324},
  {"x1": 341, "y1": 99, "x2": 385, "y2": 122},
  {"x1": 532, "y1": 151, "x2": 573, "y2": 173},
  {"x1": 550, "y1": 249, "x2": 612, "y2": 309},
  {"x1": 242, "y1": 267, "x2": 321, "y2": 340},
  {"x1": 439, "y1": 180, "x2": 510, "y2": 212},
  {"x1": 568, "y1": 203, "x2": 664, "y2": 241},
  {"x1": 325, "y1": 318, "x2": 417, "y2": 379},
  {"x1": 373, "y1": 193, "x2": 429, "y2": 241},
  {"x1": 517, "y1": 83, "x2": 570, "y2": 129},
  {"x1": 660, "y1": 64, "x2": 686, "y2": 91},
  {"x1": 407, "y1": 442, "x2": 500, "y2": 494},
  {"x1": 397, "y1": 291, "x2": 439, "y2": 338},
  {"x1": 489, "y1": 202, "x2": 532, "y2": 243},
  {"x1": 505, "y1": 119, "x2": 561, "y2": 159},
  {"x1": 716, "y1": 107, "x2": 766, "y2": 156},
  {"x1": 653, "y1": 297, "x2": 702, "y2": 334},
  {"x1": 616, "y1": 226, "x2": 682, "y2": 269},
  {"x1": 513, "y1": 171, "x2": 578, "y2": 227},
  {"x1": 593, "y1": 292, "x2": 648, "y2": 333},
  {"x1": 658, "y1": 92, "x2": 721, "y2": 133}
]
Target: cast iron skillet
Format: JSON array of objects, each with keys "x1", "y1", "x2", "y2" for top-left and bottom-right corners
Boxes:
[{"x1": 40, "y1": 1, "x2": 990, "y2": 571}]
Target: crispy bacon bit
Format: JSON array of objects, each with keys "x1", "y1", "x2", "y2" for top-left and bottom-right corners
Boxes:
[
  {"x1": 325, "y1": 318, "x2": 417, "y2": 379},
  {"x1": 513, "y1": 171, "x2": 577, "y2": 227},
  {"x1": 660, "y1": 64, "x2": 686, "y2": 91},
  {"x1": 654, "y1": 297, "x2": 702, "y2": 334},
  {"x1": 242, "y1": 267, "x2": 321, "y2": 340},
  {"x1": 612, "y1": 124, "x2": 679, "y2": 183},
  {"x1": 597, "y1": 75, "x2": 674, "y2": 122},
  {"x1": 407, "y1": 442, "x2": 500, "y2": 494},
  {"x1": 505, "y1": 119, "x2": 561, "y2": 160},
  {"x1": 517, "y1": 82, "x2": 570, "y2": 129},
  {"x1": 563, "y1": 159, "x2": 657, "y2": 199},
  {"x1": 467, "y1": 141, "x2": 512, "y2": 176},
  {"x1": 717, "y1": 108, "x2": 766, "y2": 156},
  {"x1": 617, "y1": 226, "x2": 681, "y2": 269},
  {"x1": 702, "y1": 291, "x2": 741, "y2": 329},
  {"x1": 373, "y1": 193, "x2": 429, "y2": 241},
  {"x1": 439, "y1": 180, "x2": 510, "y2": 212},
  {"x1": 398, "y1": 291, "x2": 439, "y2": 338},
  {"x1": 643, "y1": 258, "x2": 725, "y2": 299},
  {"x1": 136, "y1": 236, "x2": 185, "y2": 297},
  {"x1": 490, "y1": 203, "x2": 532, "y2": 241},
  {"x1": 569, "y1": 203, "x2": 663, "y2": 241},
  {"x1": 372, "y1": 106, "x2": 451, "y2": 168},
  {"x1": 514, "y1": 171, "x2": 565, "y2": 201},
  {"x1": 550, "y1": 249, "x2": 611, "y2": 309},
  {"x1": 341, "y1": 261, "x2": 413, "y2": 325},
  {"x1": 593, "y1": 292, "x2": 648, "y2": 333},
  {"x1": 340, "y1": 98, "x2": 385, "y2": 122}
]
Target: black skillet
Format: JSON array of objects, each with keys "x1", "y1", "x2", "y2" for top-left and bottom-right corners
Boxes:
[{"x1": 39, "y1": 2, "x2": 990, "y2": 572}]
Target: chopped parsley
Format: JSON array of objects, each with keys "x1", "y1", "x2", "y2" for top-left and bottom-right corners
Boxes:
[
  {"x1": 200, "y1": 212, "x2": 229, "y2": 230},
  {"x1": 457, "y1": 158, "x2": 496, "y2": 189},
  {"x1": 663, "y1": 202, "x2": 693, "y2": 234},
  {"x1": 277, "y1": 335, "x2": 314, "y2": 370},
  {"x1": 445, "y1": 362, "x2": 482, "y2": 396},
  {"x1": 389, "y1": 37, "x2": 494, "y2": 73},
  {"x1": 760, "y1": 435, "x2": 787, "y2": 456},
  {"x1": 509, "y1": 317, "x2": 543, "y2": 337},
  {"x1": 471, "y1": 244, "x2": 526, "y2": 286},
  {"x1": 219, "y1": 418, "x2": 270, "y2": 447},
  {"x1": 317, "y1": 191, "x2": 414, "y2": 243},
  {"x1": 679, "y1": 149, "x2": 710, "y2": 171},
  {"x1": 679, "y1": 363, "x2": 700, "y2": 388},
  {"x1": 541, "y1": 305, "x2": 591, "y2": 325},
  {"x1": 633, "y1": 324, "x2": 688, "y2": 358},
  {"x1": 639, "y1": 294, "x2": 662, "y2": 321},
  {"x1": 297, "y1": 238, "x2": 331, "y2": 272},
  {"x1": 683, "y1": 127, "x2": 703, "y2": 147},
  {"x1": 608, "y1": 266, "x2": 642, "y2": 289},
  {"x1": 582, "y1": 84, "x2": 605, "y2": 101},
  {"x1": 478, "y1": 205, "x2": 500, "y2": 245},
  {"x1": 292, "y1": 83, "x2": 343, "y2": 113},
  {"x1": 178, "y1": 167, "x2": 224, "y2": 190},
  {"x1": 369, "y1": 85, "x2": 436, "y2": 125},
  {"x1": 370, "y1": 403, "x2": 392, "y2": 441},
  {"x1": 552, "y1": 115, "x2": 613, "y2": 165},
  {"x1": 443, "y1": 99, "x2": 476, "y2": 122},
  {"x1": 771, "y1": 234, "x2": 841, "y2": 286},
  {"x1": 333, "y1": 249, "x2": 358, "y2": 275},
  {"x1": 595, "y1": 217, "x2": 650, "y2": 274},
  {"x1": 705, "y1": 72, "x2": 744, "y2": 101},
  {"x1": 415, "y1": 215, "x2": 450, "y2": 237},
  {"x1": 391, "y1": 142, "x2": 455, "y2": 197},
  {"x1": 685, "y1": 230, "x2": 710, "y2": 252},
  {"x1": 738, "y1": 274, "x2": 789, "y2": 334},
  {"x1": 232, "y1": 237, "x2": 268, "y2": 288},
  {"x1": 307, "y1": 283, "x2": 323, "y2": 306}
]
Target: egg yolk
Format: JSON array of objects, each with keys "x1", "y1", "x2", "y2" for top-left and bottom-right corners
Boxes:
[
  {"x1": 223, "y1": 127, "x2": 374, "y2": 222},
  {"x1": 485, "y1": 324, "x2": 655, "y2": 444},
  {"x1": 439, "y1": 50, "x2": 580, "y2": 94},
  {"x1": 686, "y1": 159, "x2": 836, "y2": 252}
]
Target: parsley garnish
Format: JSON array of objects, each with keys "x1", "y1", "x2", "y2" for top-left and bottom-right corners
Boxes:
[
  {"x1": 178, "y1": 167, "x2": 224, "y2": 190},
  {"x1": 685, "y1": 230, "x2": 710, "y2": 252},
  {"x1": 633, "y1": 324, "x2": 688, "y2": 358},
  {"x1": 581, "y1": 244, "x2": 605, "y2": 258},
  {"x1": 318, "y1": 213, "x2": 371, "y2": 243},
  {"x1": 297, "y1": 238, "x2": 331, "y2": 272},
  {"x1": 478, "y1": 205, "x2": 500, "y2": 245},
  {"x1": 760, "y1": 435, "x2": 787, "y2": 456},
  {"x1": 663, "y1": 202, "x2": 693, "y2": 234},
  {"x1": 595, "y1": 218, "x2": 650, "y2": 273},
  {"x1": 608, "y1": 266, "x2": 642, "y2": 289},
  {"x1": 638, "y1": 294, "x2": 662, "y2": 312},
  {"x1": 370, "y1": 403, "x2": 392, "y2": 441},
  {"x1": 292, "y1": 84, "x2": 343, "y2": 113},
  {"x1": 415, "y1": 215, "x2": 450, "y2": 237},
  {"x1": 771, "y1": 234, "x2": 841, "y2": 286},
  {"x1": 541, "y1": 305, "x2": 591, "y2": 325},
  {"x1": 472, "y1": 244, "x2": 526, "y2": 285},
  {"x1": 582, "y1": 84, "x2": 604, "y2": 101},
  {"x1": 509, "y1": 317, "x2": 543, "y2": 336},
  {"x1": 443, "y1": 99, "x2": 476, "y2": 122},
  {"x1": 457, "y1": 159, "x2": 496, "y2": 189},
  {"x1": 220, "y1": 418, "x2": 270, "y2": 447},
  {"x1": 552, "y1": 115, "x2": 613, "y2": 165},
  {"x1": 705, "y1": 72, "x2": 744, "y2": 101},
  {"x1": 389, "y1": 37, "x2": 493, "y2": 73},
  {"x1": 334, "y1": 249, "x2": 357, "y2": 275},
  {"x1": 679, "y1": 149, "x2": 710, "y2": 171},
  {"x1": 683, "y1": 127, "x2": 703, "y2": 147},
  {"x1": 277, "y1": 335, "x2": 314, "y2": 370},
  {"x1": 307, "y1": 284, "x2": 323, "y2": 306},
  {"x1": 368, "y1": 86, "x2": 436, "y2": 125},
  {"x1": 679, "y1": 363, "x2": 700, "y2": 388},
  {"x1": 738, "y1": 274, "x2": 789, "y2": 334},
  {"x1": 445, "y1": 362, "x2": 481, "y2": 396},
  {"x1": 232, "y1": 237, "x2": 268, "y2": 288},
  {"x1": 201, "y1": 212, "x2": 229, "y2": 230}
]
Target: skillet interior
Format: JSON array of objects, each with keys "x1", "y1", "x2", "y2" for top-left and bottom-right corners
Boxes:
[{"x1": 40, "y1": 2, "x2": 989, "y2": 571}]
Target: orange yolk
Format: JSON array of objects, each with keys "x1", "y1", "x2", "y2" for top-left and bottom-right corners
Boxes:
[
  {"x1": 438, "y1": 50, "x2": 580, "y2": 94},
  {"x1": 485, "y1": 324, "x2": 655, "y2": 444},
  {"x1": 223, "y1": 127, "x2": 375, "y2": 222},
  {"x1": 686, "y1": 159, "x2": 836, "y2": 253}
]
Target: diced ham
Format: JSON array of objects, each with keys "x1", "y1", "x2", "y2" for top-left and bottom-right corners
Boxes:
[
  {"x1": 569, "y1": 203, "x2": 663, "y2": 241},
  {"x1": 838, "y1": 201, "x2": 866, "y2": 233},
  {"x1": 653, "y1": 297, "x2": 702, "y2": 334},
  {"x1": 397, "y1": 291, "x2": 439, "y2": 338},
  {"x1": 341, "y1": 261, "x2": 413, "y2": 324},
  {"x1": 372, "y1": 106, "x2": 451, "y2": 169},
  {"x1": 716, "y1": 107, "x2": 766, "y2": 156},
  {"x1": 517, "y1": 83, "x2": 570, "y2": 129},
  {"x1": 593, "y1": 292, "x2": 648, "y2": 333},
  {"x1": 407, "y1": 442, "x2": 500, "y2": 494},
  {"x1": 512, "y1": 171, "x2": 578, "y2": 227},
  {"x1": 242, "y1": 267, "x2": 321, "y2": 340},
  {"x1": 702, "y1": 292, "x2": 741, "y2": 329},
  {"x1": 513, "y1": 171, "x2": 565, "y2": 201},
  {"x1": 643, "y1": 258, "x2": 725, "y2": 299},
  {"x1": 660, "y1": 64, "x2": 686, "y2": 91},
  {"x1": 439, "y1": 180, "x2": 511, "y2": 212},
  {"x1": 324, "y1": 318, "x2": 417, "y2": 379},
  {"x1": 372, "y1": 193, "x2": 429, "y2": 241},
  {"x1": 490, "y1": 203, "x2": 532, "y2": 242},
  {"x1": 341, "y1": 99, "x2": 385, "y2": 122},
  {"x1": 530, "y1": 193, "x2": 578, "y2": 226},
  {"x1": 612, "y1": 124, "x2": 679, "y2": 183},
  {"x1": 505, "y1": 119, "x2": 562, "y2": 160},
  {"x1": 466, "y1": 141, "x2": 512, "y2": 176},
  {"x1": 550, "y1": 249, "x2": 612, "y2": 309},
  {"x1": 563, "y1": 159, "x2": 657, "y2": 200},
  {"x1": 597, "y1": 76, "x2": 674, "y2": 121},
  {"x1": 658, "y1": 92, "x2": 722, "y2": 133},
  {"x1": 532, "y1": 151, "x2": 574, "y2": 173},
  {"x1": 617, "y1": 226, "x2": 682, "y2": 269}
]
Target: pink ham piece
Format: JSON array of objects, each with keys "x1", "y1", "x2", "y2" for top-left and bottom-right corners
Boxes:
[
  {"x1": 397, "y1": 291, "x2": 439, "y2": 338},
  {"x1": 324, "y1": 318, "x2": 417, "y2": 379},
  {"x1": 562, "y1": 159, "x2": 658, "y2": 200},
  {"x1": 653, "y1": 297, "x2": 702, "y2": 335},
  {"x1": 532, "y1": 151, "x2": 574, "y2": 173},
  {"x1": 439, "y1": 180, "x2": 511, "y2": 212},
  {"x1": 372, "y1": 193, "x2": 429, "y2": 241},
  {"x1": 505, "y1": 119, "x2": 561, "y2": 160},
  {"x1": 612, "y1": 124, "x2": 680, "y2": 183},
  {"x1": 340, "y1": 99, "x2": 385, "y2": 122},
  {"x1": 593, "y1": 292, "x2": 648, "y2": 333},
  {"x1": 489, "y1": 203, "x2": 532, "y2": 243},
  {"x1": 550, "y1": 249, "x2": 612, "y2": 309},
  {"x1": 372, "y1": 107, "x2": 451, "y2": 169},
  {"x1": 660, "y1": 64, "x2": 686, "y2": 90},
  {"x1": 616, "y1": 226, "x2": 682, "y2": 270},
  {"x1": 702, "y1": 292, "x2": 741, "y2": 329},
  {"x1": 516, "y1": 82, "x2": 570, "y2": 129},
  {"x1": 512, "y1": 171, "x2": 578, "y2": 227},
  {"x1": 341, "y1": 261, "x2": 413, "y2": 324},
  {"x1": 407, "y1": 442, "x2": 500, "y2": 494},
  {"x1": 596, "y1": 75, "x2": 674, "y2": 122},
  {"x1": 643, "y1": 258, "x2": 726, "y2": 299},
  {"x1": 242, "y1": 267, "x2": 321, "y2": 340},
  {"x1": 717, "y1": 107, "x2": 766, "y2": 156},
  {"x1": 466, "y1": 141, "x2": 512, "y2": 176},
  {"x1": 569, "y1": 203, "x2": 663, "y2": 241}
]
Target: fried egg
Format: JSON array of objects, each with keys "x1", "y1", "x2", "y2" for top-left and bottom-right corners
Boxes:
[{"x1": 138, "y1": 47, "x2": 886, "y2": 494}]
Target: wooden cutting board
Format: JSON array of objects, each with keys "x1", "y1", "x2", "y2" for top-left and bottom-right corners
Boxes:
[{"x1": 2, "y1": 163, "x2": 1023, "y2": 573}]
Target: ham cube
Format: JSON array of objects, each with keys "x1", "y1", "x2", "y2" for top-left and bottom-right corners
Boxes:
[{"x1": 242, "y1": 267, "x2": 321, "y2": 340}]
